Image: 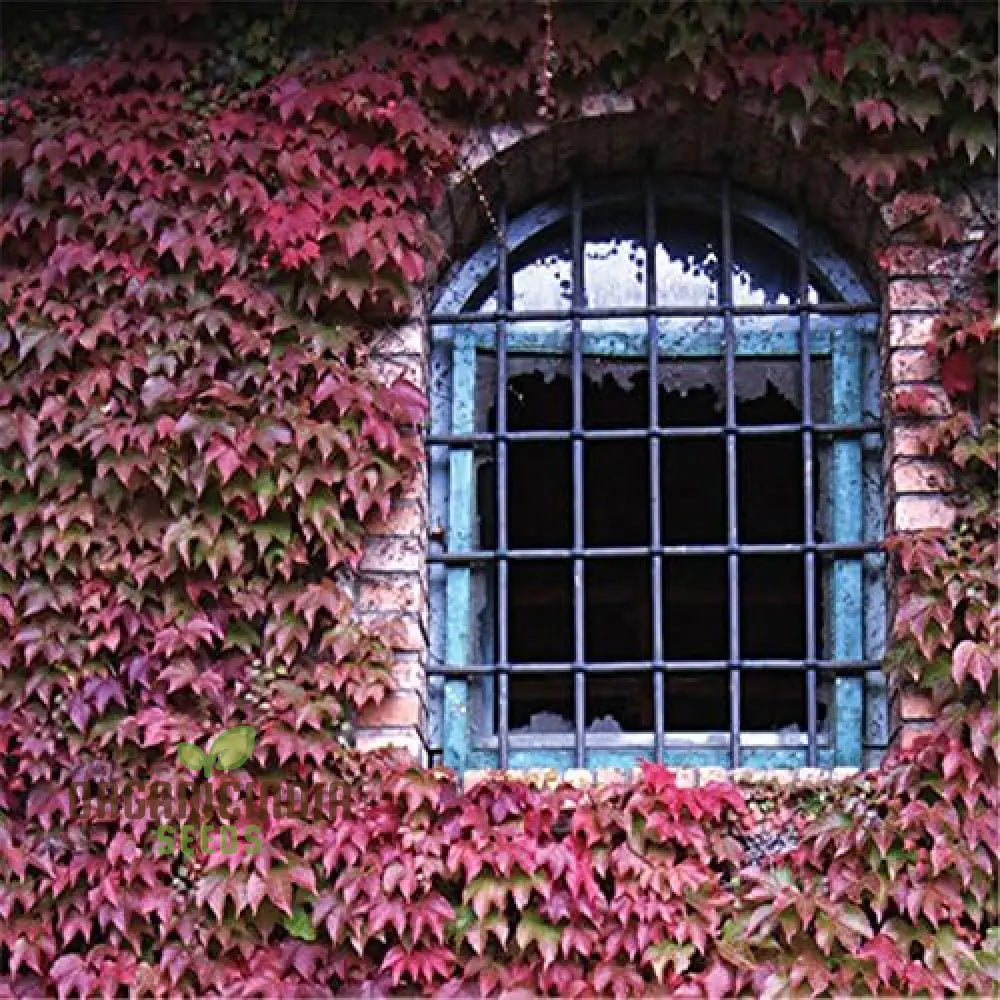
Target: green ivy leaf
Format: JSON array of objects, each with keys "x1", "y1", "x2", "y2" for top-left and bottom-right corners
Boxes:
[
  {"x1": 284, "y1": 907, "x2": 317, "y2": 941},
  {"x1": 844, "y1": 38, "x2": 887, "y2": 75},
  {"x1": 447, "y1": 905, "x2": 476, "y2": 942},
  {"x1": 250, "y1": 516, "x2": 292, "y2": 548},
  {"x1": 226, "y1": 620, "x2": 260, "y2": 653},
  {"x1": 948, "y1": 113, "x2": 998, "y2": 163},
  {"x1": 252, "y1": 471, "x2": 277, "y2": 503},
  {"x1": 892, "y1": 86, "x2": 943, "y2": 131},
  {"x1": 514, "y1": 910, "x2": 562, "y2": 968},
  {"x1": 209, "y1": 725, "x2": 256, "y2": 772},
  {"x1": 647, "y1": 940, "x2": 695, "y2": 980}
]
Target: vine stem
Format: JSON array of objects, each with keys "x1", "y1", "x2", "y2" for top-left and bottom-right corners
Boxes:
[
  {"x1": 540, "y1": 0, "x2": 555, "y2": 120},
  {"x1": 455, "y1": 155, "x2": 505, "y2": 244}
]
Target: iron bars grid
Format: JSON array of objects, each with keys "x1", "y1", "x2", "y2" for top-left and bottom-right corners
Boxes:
[{"x1": 427, "y1": 169, "x2": 884, "y2": 771}]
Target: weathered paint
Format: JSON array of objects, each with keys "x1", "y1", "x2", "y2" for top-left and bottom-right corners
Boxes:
[
  {"x1": 442, "y1": 321, "x2": 874, "y2": 772},
  {"x1": 861, "y1": 333, "x2": 888, "y2": 768},
  {"x1": 440, "y1": 317, "x2": 876, "y2": 358},
  {"x1": 831, "y1": 327, "x2": 864, "y2": 767},
  {"x1": 443, "y1": 330, "x2": 476, "y2": 771}
]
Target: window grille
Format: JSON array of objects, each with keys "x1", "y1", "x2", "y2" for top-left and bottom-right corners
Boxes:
[{"x1": 427, "y1": 170, "x2": 886, "y2": 773}]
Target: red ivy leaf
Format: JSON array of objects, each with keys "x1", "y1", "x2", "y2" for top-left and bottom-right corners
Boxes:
[
  {"x1": 952, "y1": 640, "x2": 994, "y2": 692},
  {"x1": 939, "y1": 349, "x2": 976, "y2": 396},
  {"x1": 638, "y1": 761, "x2": 676, "y2": 795},
  {"x1": 855, "y1": 98, "x2": 895, "y2": 130},
  {"x1": 769, "y1": 47, "x2": 816, "y2": 94}
]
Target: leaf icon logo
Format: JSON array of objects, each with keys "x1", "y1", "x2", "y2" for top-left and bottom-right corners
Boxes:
[
  {"x1": 176, "y1": 726, "x2": 256, "y2": 778},
  {"x1": 210, "y1": 726, "x2": 256, "y2": 771},
  {"x1": 177, "y1": 742, "x2": 212, "y2": 778}
]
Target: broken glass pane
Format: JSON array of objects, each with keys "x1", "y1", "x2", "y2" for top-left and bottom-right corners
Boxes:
[
  {"x1": 506, "y1": 441, "x2": 572, "y2": 549},
  {"x1": 731, "y1": 215, "x2": 828, "y2": 305},
  {"x1": 665, "y1": 672, "x2": 729, "y2": 731},
  {"x1": 473, "y1": 224, "x2": 572, "y2": 315},
  {"x1": 585, "y1": 440, "x2": 650, "y2": 545},
  {"x1": 584, "y1": 205, "x2": 646, "y2": 309},
  {"x1": 508, "y1": 561, "x2": 574, "y2": 666},
  {"x1": 585, "y1": 558, "x2": 651, "y2": 661},
  {"x1": 655, "y1": 208, "x2": 721, "y2": 307}
]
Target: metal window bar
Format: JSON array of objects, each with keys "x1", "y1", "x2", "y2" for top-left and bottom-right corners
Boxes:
[
  {"x1": 429, "y1": 659, "x2": 880, "y2": 676},
  {"x1": 429, "y1": 541, "x2": 881, "y2": 563},
  {"x1": 571, "y1": 178, "x2": 586, "y2": 769},
  {"x1": 427, "y1": 302, "x2": 878, "y2": 324},
  {"x1": 496, "y1": 195, "x2": 511, "y2": 769},
  {"x1": 720, "y1": 171, "x2": 741, "y2": 768},
  {"x1": 645, "y1": 167, "x2": 665, "y2": 765},
  {"x1": 798, "y1": 200, "x2": 819, "y2": 767},
  {"x1": 428, "y1": 169, "x2": 883, "y2": 771},
  {"x1": 427, "y1": 542, "x2": 882, "y2": 566},
  {"x1": 428, "y1": 421, "x2": 881, "y2": 446}
]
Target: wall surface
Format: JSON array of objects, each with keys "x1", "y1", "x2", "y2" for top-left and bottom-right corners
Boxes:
[{"x1": 0, "y1": 3, "x2": 996, "y2": 996}]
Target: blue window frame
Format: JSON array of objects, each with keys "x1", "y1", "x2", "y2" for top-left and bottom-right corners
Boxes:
[{"x1": 427, "y1": 173, "x2": 885, "y2": 773}]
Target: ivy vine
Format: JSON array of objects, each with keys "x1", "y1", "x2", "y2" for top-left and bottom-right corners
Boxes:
[{"x1": 0, "y1": 2, "x2": 996, "y2": 995}]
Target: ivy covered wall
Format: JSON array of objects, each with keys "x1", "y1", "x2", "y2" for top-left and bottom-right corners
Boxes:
[{"x1": 0, "y1": 2, "x2": 996, "y2": 995}]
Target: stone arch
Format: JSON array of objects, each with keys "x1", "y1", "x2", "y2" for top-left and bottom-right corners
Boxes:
[{"x1": 432, "y1": 101, "x2": 888, "y2": 293}]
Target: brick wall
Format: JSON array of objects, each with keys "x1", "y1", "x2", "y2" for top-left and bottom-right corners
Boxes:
[
  {"x1": 355, "y1": 103, "x2": 985, "y2": 768},
  {"x1": 877, "y1": 184, "x2": 995, "y2": 750},
  {"x1": 354, "y1": 315, "x2": 431, "y2": 761}
]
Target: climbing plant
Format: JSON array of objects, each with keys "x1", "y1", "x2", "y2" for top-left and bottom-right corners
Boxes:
[{"x1": 0, "y1": 1, "x2": 996, "y2": 995}]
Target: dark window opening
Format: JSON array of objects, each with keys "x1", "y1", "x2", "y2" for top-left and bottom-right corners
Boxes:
[{"x1": 478, "y1": 371, "x2": 822, "y2": 735}]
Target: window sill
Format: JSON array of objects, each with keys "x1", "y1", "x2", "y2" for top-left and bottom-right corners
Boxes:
[{"x1": 461, "y1": 763, "x2": 861, "y2": 791}]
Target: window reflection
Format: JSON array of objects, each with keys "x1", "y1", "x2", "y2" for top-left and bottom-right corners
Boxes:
[
  {"x1": 731, "y1": 216, "x2": 826, "y2": 305},
  {"x1": 653, "y1": 209, "x2": 721, "y2": 307},
  {"x1": 584, "y1": 233, "x2": 647, "y2": 308},
  {"x1": 475, "y1": 228, "x2": 572, "y2": 314},
  {"x1": 472, "y1": 200, "x2": 834, "y2": 315}
]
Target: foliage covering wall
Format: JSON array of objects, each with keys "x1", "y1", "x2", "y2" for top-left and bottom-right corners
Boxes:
[{"x1": 0, "y1": 1, "x2": 997, "y2": 995}]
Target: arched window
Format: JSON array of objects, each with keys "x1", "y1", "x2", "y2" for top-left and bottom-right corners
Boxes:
[{"x1": 428, "y1": 173, "x2": 885, "y2": 772}]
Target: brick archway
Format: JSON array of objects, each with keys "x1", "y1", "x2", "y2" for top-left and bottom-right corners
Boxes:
[{"x1": 435, "y1": 101, "x2": 886, "y2": 287}]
